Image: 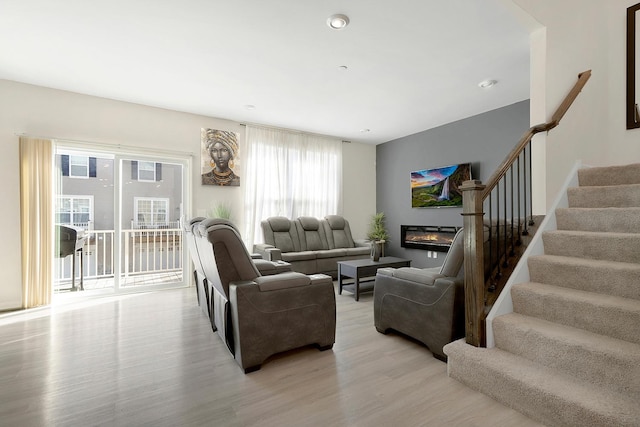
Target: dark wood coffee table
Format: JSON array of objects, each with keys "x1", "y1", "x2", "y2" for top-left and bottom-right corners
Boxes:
[{"x1": 337, "y1": 257, "x2": 411, "y2": 301}]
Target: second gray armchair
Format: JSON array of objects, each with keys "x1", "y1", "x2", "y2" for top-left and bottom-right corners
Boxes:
[{"x1": 373, "y1": 228, "x2": 466, "y2": 361}]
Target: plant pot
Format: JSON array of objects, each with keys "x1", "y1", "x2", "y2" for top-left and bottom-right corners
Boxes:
[{"x1": 370, "y1": 241, "x2": 382, "y2": 261}]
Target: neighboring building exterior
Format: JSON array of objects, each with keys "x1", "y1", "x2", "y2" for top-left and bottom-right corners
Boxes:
[{"x1": 55, "y1": 154, "x2": 183, "y2": 231}]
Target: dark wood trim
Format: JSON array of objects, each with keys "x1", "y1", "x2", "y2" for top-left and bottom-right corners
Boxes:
[
  {"x1": 461, "y1": 180, "x2": 486, "y2": 347},
  {"x1": 628, "y1": 3, "x2": 640, "y2": 129}
]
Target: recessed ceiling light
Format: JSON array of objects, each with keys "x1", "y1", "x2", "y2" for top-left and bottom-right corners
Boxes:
[
  {"x1": 327, "y1": 14, "x2": 350, "y2": 30},
  {"x1": 360, "y1": 128, "x2": 370, "y2": 133},
  {"x1": 244, "y1": 104, "x2": 256, "y2": 110},
  {"x1": 478, "y1": 79, "x2": 498, "y2": 88}
]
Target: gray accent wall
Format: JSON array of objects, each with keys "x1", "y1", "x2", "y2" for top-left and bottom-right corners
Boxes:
[{"x1": 376, "y1": 100, "x2": 530, "y2": 268}]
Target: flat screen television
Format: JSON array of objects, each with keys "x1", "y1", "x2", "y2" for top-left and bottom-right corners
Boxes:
[{"x1": 410, "y1": 162, "x2": 472, "y2": 208}]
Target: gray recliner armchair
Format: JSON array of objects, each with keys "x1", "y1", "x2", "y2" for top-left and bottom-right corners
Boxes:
[
  {"x1": 183, "y1": 217, "x2": 211, "y2": 320},
  {"x1": 373, "y1": 228, "x2": 465, "y2": 361},
  {"x1": 195, "y1": 218, "x2": 336, "y2": 373},
  {"x1": 185, "y1": 217, "x2": 292, "y2": 332}
]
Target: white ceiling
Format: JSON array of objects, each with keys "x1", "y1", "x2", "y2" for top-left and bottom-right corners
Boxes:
[{"x1": 0, "y1": 0, "x2": 530, "y2": 144}]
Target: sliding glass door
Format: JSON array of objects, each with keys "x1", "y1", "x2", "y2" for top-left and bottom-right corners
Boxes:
[
  {"x1": 54, "y1": 144, "x2": 190, "y2": 294},
  {"x1": 117, "y1": 156, "x2": 185, "y2": 289}
]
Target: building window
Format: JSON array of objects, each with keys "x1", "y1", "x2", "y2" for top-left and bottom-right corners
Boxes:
[
  {"x1": 56, "y1": 196, "x2": 93, "y2": 228},
  {"x1": 130, "y1": 160, "x2": 162, "y2": 182},
  {"x1": 137, "y1": 161, "x2": 156, "y2": 182},
  {"x1": 60, "y1": 155, "x2": 97, "y2": 178},
  {"x1": 69, "y1": 155, "x2": 89, "y2": 178},
  {"x1": 134, "y1": 197, "x2": 169, "y2": 228}
]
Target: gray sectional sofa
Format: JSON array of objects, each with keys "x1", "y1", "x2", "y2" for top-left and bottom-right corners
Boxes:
[{"x1": 254, "y1": 215, "x2": 371, "y2": 277}]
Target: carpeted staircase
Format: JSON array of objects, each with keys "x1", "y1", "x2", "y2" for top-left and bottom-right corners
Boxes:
[{"x1": 444, "y1": 163, "x2": 640, "y2": 427}]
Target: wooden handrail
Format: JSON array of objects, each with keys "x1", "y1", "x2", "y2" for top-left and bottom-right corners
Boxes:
[
  {"x1": 481, "y1": 70, "x2": 591, "y2": 199},
  {"x1": 550, "y1": 70, "x2": 592, "y2": 125},
  {"x1": 461, "y1": 69, "x2": 592, "y2": 348}
]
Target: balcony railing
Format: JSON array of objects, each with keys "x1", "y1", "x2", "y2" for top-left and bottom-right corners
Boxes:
[
  {"x1": 54, "y1": 227, "x2": 183, "y2": 290},
  {"x1": 131, "y1": 220, "x2": 181, "y2": 229}
]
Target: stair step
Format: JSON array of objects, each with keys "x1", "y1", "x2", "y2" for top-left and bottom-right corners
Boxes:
[
  {"x1": 528, "y1": 255, "x2": 640, "y2": 300},
  {"x1": 446, "y1": 164, "x2": 640, "y2": 426},
  {"x1": 511, "y1": 282, "x2": 640, "y2": 345},
  {"x1": 578, "y1": 163, "x2": 640, "y2": 187},
  {"x1": 555, "y1": 207, "x2": 640, "y2": 233},
  {"x1": 444, "y1": 340, "x2": 639, "y2": 427},
  {"x1": 493, "y1": 313, "x2": 640, "y2": 398},
  {"x1": 567, "y1": 183, "x2": 640, "y2": 208},
  {"x1": 542, "y1": 230, "x2": 640, "y2": 264}
]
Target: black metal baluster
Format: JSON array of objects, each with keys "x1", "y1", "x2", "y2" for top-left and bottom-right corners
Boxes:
[
  {"x1": 522, "y1": 146, "x2": 529, "y2": 236},
  {"x1": 502, "y1": 177, "x2": 508, "y2": 267},
  {"x1": 487, "y1": 189, "x2": 496, "y2": 293},
  {"x1": 509, "y1": 166, "x2": 515, "y2": 256},
  {"x1": 495, "y1": 183, "x2": 502, "y2": 283},
  {"x1": 528, "y1": 141, "x2": 535, "y2": 227},
  {"x1": 517, "y1": 153, "x2": 522, "y2": 244}
]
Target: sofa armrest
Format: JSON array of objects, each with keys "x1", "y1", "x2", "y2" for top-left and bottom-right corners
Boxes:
[
  {"x1": 253, "y1": 243, "x2": 282, "y2": 261},
  {"x1": 354, "y1": 239, "x2": 371, "y2": 248},
  {"x1": 253, "y1": 271, "x2": 311, "y2": 291},
  {"x1": 377, "y1": 266, "x2": 443, "y2": 286},
  {"x1": 374, "y1": 272, "x2": 453, "y2": 304},
  {"x1": 253, "y1": 259, "x2": 292, "y2": 276}
]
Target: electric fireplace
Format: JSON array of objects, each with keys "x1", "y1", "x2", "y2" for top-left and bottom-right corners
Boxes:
[{"x1": 400, "y1": 225, "x2": 460, "y2": 252}]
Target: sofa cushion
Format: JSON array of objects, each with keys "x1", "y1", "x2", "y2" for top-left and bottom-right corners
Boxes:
[
  {"x1": 281, "y1": 251, "x2": 317, "y2": 262},
  {"x1": 295, "y1": 216, "x2": 329, "y2": 251},
  {"x1": 323, "y1": 215, "x2": 356, "y2": 249},
  {"x1": 263, "y1": 216, "x2": 301, "y2": 253},
  {"x1": 298, "y1": 216, "x2": 319, "y2": 230},
  {"x1": 268, "y1": 216, "x2": 293, "y2": 232},
  {"x1": 316, "y1": 249, "x2": 347, "y2": 259},
  {"x1": 325, "y1": 214, "x2": 346, "y2": 229},
  {"x1": 273, "y1": 233, "x2": 296, "y2": 253}
]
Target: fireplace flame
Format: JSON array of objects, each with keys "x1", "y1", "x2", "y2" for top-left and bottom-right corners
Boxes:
[
  {"x1": 401, "y1": 225, "x2": 458, "y2": 251},
  {"x1": 406, "y1": 233, "x2": 450, "y2": 243}
]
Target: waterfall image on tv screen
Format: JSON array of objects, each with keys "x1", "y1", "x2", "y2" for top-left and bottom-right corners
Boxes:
[{"x1": 411, "y1": 163, "x2": 471, "y2": 208}]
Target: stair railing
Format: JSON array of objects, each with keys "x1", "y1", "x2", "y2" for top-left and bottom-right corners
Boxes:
[{"x1": 460, "y1": 70, "x2": 592, "y2": 347}]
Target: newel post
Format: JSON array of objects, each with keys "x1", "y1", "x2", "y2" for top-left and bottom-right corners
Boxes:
[{"x1": 460, "y1": 180, "x2": 486, "y2": 347}]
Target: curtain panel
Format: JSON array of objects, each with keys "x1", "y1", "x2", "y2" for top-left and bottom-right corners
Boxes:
[
  {"x1": 243, "y1": 126, "x2": 342, "y2": 249},
  {"x1": 19, "y1": 137, "x2": 54, "y2": 308}
]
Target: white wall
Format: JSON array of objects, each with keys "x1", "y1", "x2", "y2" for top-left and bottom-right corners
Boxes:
[
  {"x1": 512, "y1": 0, "x2": 640, "y2": 209},
  {"x1": 607, "y1": 0, "x2": 640, "y2": 165},
  {"x1": 0, "y1": 79, "x2": 376, "y2": 310},
  {"x1": 342, "y1": 140, "x2": 377, "y2": 240}
]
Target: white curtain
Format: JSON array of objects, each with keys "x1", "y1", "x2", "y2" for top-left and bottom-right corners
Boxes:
[
  {"x1": 243, "y1": 125, "x2": 342, "y2": 249},
  {"x1": 19, "y1": 137, "x2": 54, "y2": 308}
]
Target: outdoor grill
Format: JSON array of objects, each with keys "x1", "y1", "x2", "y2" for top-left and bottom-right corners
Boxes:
[{"x1": 56, "y1": 225, "x2": 87, "y2": 291}]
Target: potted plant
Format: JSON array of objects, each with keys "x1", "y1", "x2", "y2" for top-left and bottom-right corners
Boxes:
[
  {"x1": 208, "y1": 202, "x2": 233, "y2": 220},
  {"x1": 367, "y1": 212, "x2": 390, "y2": 261}
]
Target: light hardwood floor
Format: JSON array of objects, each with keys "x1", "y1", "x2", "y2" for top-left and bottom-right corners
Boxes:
[{"x1": 0, "y1": 285, "x2": 543, "y2": 427}]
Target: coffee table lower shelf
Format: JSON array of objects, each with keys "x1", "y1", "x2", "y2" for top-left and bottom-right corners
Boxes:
[{"x1": 337, "y1": 257, "x2": 411, "y2": 301}]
